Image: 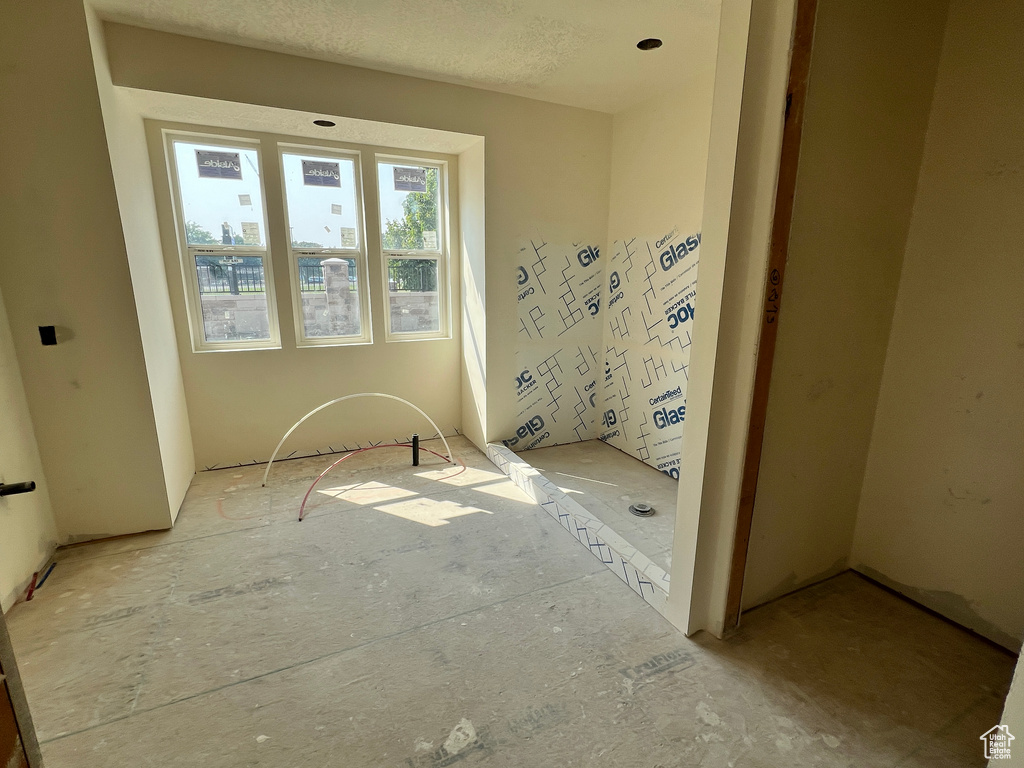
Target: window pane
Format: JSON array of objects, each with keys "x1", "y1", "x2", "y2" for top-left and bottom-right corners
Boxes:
[
  {"x1": 296, "y1": 257, "x2": 363, "y2": 338},
  {"x1": 378, "y1": 163, "x2": 440, "y2": 251},
  {"x1": 194, "y1": 255, "x2": 271, "y2": 342},
  {"x1": 282, "y1": 153, "x2": 360, "y2": 249},
  {"x1": 173, "y1": 141, "x2": 266, "y2": 247},
  {"x1": 388, "y1": 258, "x2": 439, "y2": 333}
]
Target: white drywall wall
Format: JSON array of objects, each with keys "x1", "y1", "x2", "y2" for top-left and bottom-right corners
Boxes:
[
  {"x1": 459, "y1": 140, "x2": 487, "y2": 449},
  {"x1": 995, "y1": 657, "x2": 1024, "y2": 766},
  {"x1": 0, "y1": 287, "x2": 58, "y2": 612},
  {"x1": 85, "y1": 6, "x2": 195, "y2": 518},
  {"x1": 852, "y1": 0, "x2": 1024, "y2": 651},
  {"x1": 668, "y1": 0, "x2": 776, "y2": 637},
  {"x1": 742, "y1": 0, "x2": 950, "y2": 609},
  {"x1": 0, "y1": 0, "x2": 174, "y2": 541},
  {"x1": 597, "y1": 66, "x2": 717, "y2": 476},
  {"x1": 606, "y1": 83, "x2": 716, "y2": 241},
  {"x1": 103, "y1": 22, "x2": 612, "y2": 467}
]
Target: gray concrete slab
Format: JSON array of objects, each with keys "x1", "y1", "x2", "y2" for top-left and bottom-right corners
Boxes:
[
  {"x1": 522, "y1": 440, "x2": 677, "y2": 570},
  {"x1": 4, "y1": 438, "x2": 1014, "y2": 767}
]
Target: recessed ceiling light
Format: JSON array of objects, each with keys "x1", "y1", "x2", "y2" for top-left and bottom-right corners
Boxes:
[
  {"x1": 637, "y1": 38, "x2": 663, "y2": 51},
  {"x1": 313, "y1": 119, "x2": 336, "y2": 127}
]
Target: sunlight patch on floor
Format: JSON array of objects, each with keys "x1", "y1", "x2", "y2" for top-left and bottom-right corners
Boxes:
[
  {"x1": 556, "y1": 486, "x2": 585, "y2": 496},
  {"x1": 415, "y1": 466, "x2": 505, "y2": 487},
  {"x1": 317, "y1": 481, "x2": 417, "y2": 504},
  {"x1": 374, "y1": 497, "x2": 493, "y2": 527},
  {"x1": 470, "y1": 479, "x2": 534, "y2": 502}
]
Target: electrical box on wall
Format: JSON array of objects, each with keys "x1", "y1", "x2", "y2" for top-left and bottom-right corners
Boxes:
[
  {"x1": 37, "y1": 326, "x2": 73, "y2": 345},
  {"x1": 38, "y1": 326, "x2": 57, "y2": 346}
]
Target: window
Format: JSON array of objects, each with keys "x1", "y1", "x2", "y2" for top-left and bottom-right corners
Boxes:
[
  {"x1": 377, "y1": 158, "x2": 449, "y2": 340},
  {"x1": 160, "y1": 128, "x2": 454, "y2": 351},
  {"x1": 280, "y1": 147, "x2": 371, "y2": 345},
  {"x1": 166, "y1": 134, "x2": 280, "y2": 351}
]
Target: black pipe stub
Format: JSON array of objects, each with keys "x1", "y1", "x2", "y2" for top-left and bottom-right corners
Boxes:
[
  {"x1": 629, "y1": 502, "x2": 655, "y2": 517},
  {"x1": 0, "y1": 481, "x2": 36, "y2": 497}
]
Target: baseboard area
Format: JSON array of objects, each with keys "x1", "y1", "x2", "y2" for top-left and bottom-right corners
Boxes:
[{"x1": 1, "y1": 547, "x2": 56, "y2": 615}]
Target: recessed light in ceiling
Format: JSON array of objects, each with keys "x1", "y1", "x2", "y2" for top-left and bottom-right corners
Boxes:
[
  {"x1": 313, "y1": 119, "x2": 336, "y2": 127},
  {"x1": 636, "y1": 38, "x2": 663, "y2": 51}
]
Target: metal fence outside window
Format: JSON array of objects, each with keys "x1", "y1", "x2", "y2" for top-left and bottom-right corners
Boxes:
[
  {"x1": 196, "y1": 264, "x2": 265, "y2": 294},
  {"x1": 298, "y1": 263, "x2": 325, "y2": 292},
  {"x1": 196, "y1": 260, "x2": 360, "y2": 294}
]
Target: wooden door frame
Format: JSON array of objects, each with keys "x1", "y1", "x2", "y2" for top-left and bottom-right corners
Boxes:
[
  {"x1": 0, "y1": 611, "x2": 43, "y2": 767},
  {"x1": 723, "y1": 0, "x2": 819, "y2": 631}
]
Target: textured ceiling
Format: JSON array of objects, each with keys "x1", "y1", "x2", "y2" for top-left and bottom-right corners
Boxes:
[{"x1": 90, "y1": 0, "x2": 721, "y2": 113}]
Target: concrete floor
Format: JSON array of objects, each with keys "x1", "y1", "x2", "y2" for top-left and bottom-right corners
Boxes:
[
  {"x1": 523, "y1": 440, "x2": 677, "y2": 570},
  {"x1": 5, "y1": 437, "x2": 1014, "y2": 767}
]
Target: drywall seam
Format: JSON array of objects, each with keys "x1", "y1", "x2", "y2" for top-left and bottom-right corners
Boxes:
[{"x1": 487, "y1": 444, "x2": 669, "y2": 614}]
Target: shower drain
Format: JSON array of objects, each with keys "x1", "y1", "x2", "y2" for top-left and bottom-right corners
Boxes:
[{"x1": 629, "y1": 502, "x2": 655, "y2": 517}]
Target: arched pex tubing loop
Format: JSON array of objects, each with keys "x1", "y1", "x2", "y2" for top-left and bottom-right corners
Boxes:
[
  {"x1": 261, "y1": 393, "x2": 453, "y2": 487},
  {"x1": 297, "y1": 443, "x2": 462, "y2": 521}
]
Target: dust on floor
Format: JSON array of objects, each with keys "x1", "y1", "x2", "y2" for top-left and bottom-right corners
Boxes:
[{"x1": 5, "y1": 437, "x2": 1013, "y2": 767}]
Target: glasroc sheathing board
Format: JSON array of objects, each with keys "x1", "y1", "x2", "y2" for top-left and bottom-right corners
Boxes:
[
  {"x1": 509, "y1": 239, "x2": 605, "y2": 451},
  {"x1": 487, "y1": 443, "x2": 670, "y2": 615},
  {"x1": 601, "y1": 232, "x2": 700, "y2": 478},
  {"x1": 504, "y1": 232, "x2": 701, "y2": 477},
  {"x1": 497, "y1": 232, "x2": 698, "y2": 613}
]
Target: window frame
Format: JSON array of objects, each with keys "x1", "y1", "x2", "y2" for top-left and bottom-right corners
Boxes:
[
  {"x1": 163, "y1": 129, "x2": 282, "y2": 353},
  {"x1": 277, "y1": 143, "x2": 373, "y2": 347},
  {"x1": 376, "y1": 154, "x2": 451, "y2": 342}
]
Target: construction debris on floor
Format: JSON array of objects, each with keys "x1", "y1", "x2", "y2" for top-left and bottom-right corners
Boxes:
[{"x1": 5, "y1": 437, "x2": 1014, "y2": 767}]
